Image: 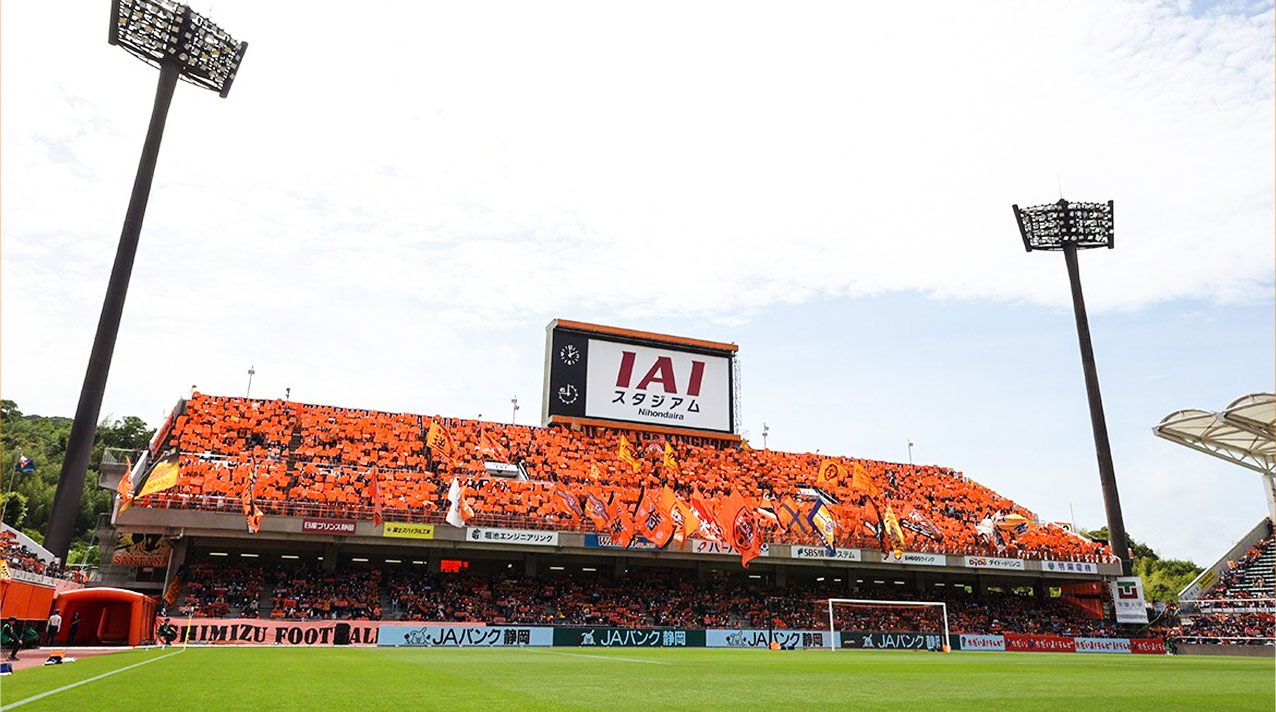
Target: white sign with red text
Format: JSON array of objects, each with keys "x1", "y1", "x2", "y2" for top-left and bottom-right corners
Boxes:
[{"x1": 584, "y1": 339, "x2": 731, "y2": 432}]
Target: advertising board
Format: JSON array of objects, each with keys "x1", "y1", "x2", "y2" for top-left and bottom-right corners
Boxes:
[
  {"x1": 180, "y1": 618, "x2": 380, "y2": 646},
  {"x1": 1075, "y1": 637, "x2": 1132, "y2": 653},
  {"x1": 1004, "y1": 634, "x2": 1077, "y2": 652},
  {"x1": 378, "y1": 625, "x2": 553, "y2": 647},
  {"x1": 1111, "y1": 577, "x2": 1150, "y2": 624},
  {"x1": 962, "y1": 556, "x2": 1026, "y2": 571},
  {"x1": 957, "y1": 634, "x2": 1005, "y2": 651},
  {"x1": 466, "y1": 527, "x2": 559, "y2": 547},
  {"x1": 301, "y1": 518, "x2": 357, "y2": 535},
  {"x1": 552, "y1": 627, "x2": 706, "y2": 647},
  {"x1": 705, "y1": 629, "x2": 835, "y2": 649},
  {"x1": 1042, "y1": 560, "x2": 1100, "y2": 575},
  {"x1": 790, "y1": 546, "x2": 862, "y2": 562},
  {"x1": 840, "y1": 631, "x2": 947, "y2": 650},
  {"x1": 111, "y1": 533, "x2": 170, "y2": 567}
]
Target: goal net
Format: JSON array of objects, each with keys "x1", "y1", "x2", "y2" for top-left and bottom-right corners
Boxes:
[{"x1": 822, "y1": 598, "x2": 951, "y2": 652}]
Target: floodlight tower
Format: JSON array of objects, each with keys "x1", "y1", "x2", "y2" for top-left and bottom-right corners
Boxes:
[
  {"x1": 1012, "y1": 198, "x2": 1132, "y2": 576},
  {"x1": 44, "y1": 1, "x2": 247, "y2": 561}
]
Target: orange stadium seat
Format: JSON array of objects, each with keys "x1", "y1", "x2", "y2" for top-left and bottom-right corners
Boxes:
[{"x1": 135, "y1": 392, "x2": 1110, "y2": 562}]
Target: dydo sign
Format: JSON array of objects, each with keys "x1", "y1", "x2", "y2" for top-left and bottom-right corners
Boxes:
[{"x1": 543, "y1": 321, "x2": 736, "y2": 433}]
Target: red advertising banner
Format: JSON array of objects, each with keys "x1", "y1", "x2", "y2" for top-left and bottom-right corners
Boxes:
[
  {"x1": 301, "y1": 518, "x2": 357, "y2": 535},
  {"x1": 1004, "y1": 634, "x2": 1077, "y2": 652},
  {"x1": 180, "y1": 618, "x2": 381, "y2": 646},
  {"x1": 1130, "y1": 638, "x2": 1167, "y2": 654}
]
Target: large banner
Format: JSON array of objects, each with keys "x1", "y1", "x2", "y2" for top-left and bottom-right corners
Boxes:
[
  {"x1": 1110, "y1": 577, "x2": 1150, "y2": 624},
  {"x1": 379, "y1": 625, "x2": 552, "y2": 647},
  {"x1": 705, "y1": 629, "x2": 836, "y2": 649},
  {"x1": 552, "y1": 627, "x2": 706, "y2": 647},
  {"x1": 111, "y1": 533, "x2": 170, "y2": 567},
  {"x1": 180, "y1": 618, "x2": 380, "y2": 646},
  {"x1": 543, "y1": 322, "x2": 736, "y2": 434},
  {"x1": 840, "y1": 632, "x2": 948, "y2": 650},
  {"x1": 467, "y1": 527, "x2": 560, "y2": 547},
  {"x1": 1003, "y1": 634, "x2": 1076, "y2": 652}
]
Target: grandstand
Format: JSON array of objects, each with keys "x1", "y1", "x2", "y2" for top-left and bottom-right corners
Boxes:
[
  {"x1": 1156, "y1": 393, "x2": 1276, "y2": 652},
  {"x1": 63, "y1": 373, "x2": 1139, "y2": 651}
]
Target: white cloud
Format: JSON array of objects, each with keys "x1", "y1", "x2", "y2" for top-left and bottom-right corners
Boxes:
[{"x1": 0, "y1": 2, "x2": 1271, "y2": 559}]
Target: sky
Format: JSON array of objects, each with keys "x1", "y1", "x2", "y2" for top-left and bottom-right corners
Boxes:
[{"x1": 1, "y1": 0, "x2": 1272, "y2": 565}]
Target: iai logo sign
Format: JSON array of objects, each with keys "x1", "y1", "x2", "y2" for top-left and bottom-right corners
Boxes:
[
  {"x1": 585, "y1": 339, "x2": 731, "y2": 432},
  {"x1": 1110, "y1": 576, "x2": 1149, "y2": 624}
]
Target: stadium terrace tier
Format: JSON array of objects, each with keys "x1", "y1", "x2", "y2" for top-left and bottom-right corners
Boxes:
[{"x1": 107, "y1": 392, "x2": 1112, "y2": 568}]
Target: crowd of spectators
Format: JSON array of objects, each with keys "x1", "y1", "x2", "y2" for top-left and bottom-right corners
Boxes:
[
  {"x1": 136, "y1": 393, "x2": 1110, "y2": 563},
  {"x1": 266, "y1": 567, "x2": 382, "y2": 620},
  {"x1": 175, "y1": 562, "x2": 267, "y2": 618},
  {"x1": 180, "y1": 559, "x2": 1115, "y2": 637},
  {"x1": 0, "y1": 530, "x2": 84, "y2": 583},
  {"x1": 1169, "y1": 526, "x2": 1274, "y2": 646}
]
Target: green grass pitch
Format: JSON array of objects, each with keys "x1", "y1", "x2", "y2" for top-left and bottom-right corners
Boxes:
[{"x1": 2, "y1": 647, "x2": 1272, "y2": 712}]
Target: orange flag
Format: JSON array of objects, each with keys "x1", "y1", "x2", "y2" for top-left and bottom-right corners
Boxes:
[
  {"x1": 583, "y1": 486, "x2": 611, "y2": 531},
  {"x1": 816, "y1": 459, "x2": 843, "y2": 487},
  {"x1": 851, "y1": 462, "x2": 879, "y2": 497},
  {"x1": 660, "y1": 487, "x2": 699, "y2": 548},
  {"x1": 715, "y1": 491, "x2": 763, "y2": 568},
  {"x1": 117, "y1": 455, "x2": 135, "y2": 514},
  {"x1": 635, "y1": 489, "x2": 675, "y2": 547},
  {"x1": 427, "y1": 421, "x2": 456, "y2": 466},
  {"x1": 690, "y1": 490, "x2": 726, "y2": 544},
  {"x1": 605, "y1": 495, "x2": 638, "y2": 548}
]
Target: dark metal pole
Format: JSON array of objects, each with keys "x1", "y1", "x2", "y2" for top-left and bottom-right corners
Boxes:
[
  {"x1": 44, "y1": 62, "x2": 181, "y2": 561},
  {"x1": 1061, "y1": 240, "x2": 1132, "y2": 576}
]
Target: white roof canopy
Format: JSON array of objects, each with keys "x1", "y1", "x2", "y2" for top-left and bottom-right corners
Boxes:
[{"x1": 1154, "y1": 393, "x2": 1275, "y2": 475}]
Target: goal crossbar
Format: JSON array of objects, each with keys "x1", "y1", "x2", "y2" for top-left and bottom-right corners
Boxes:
[{"x1": 824, "y1": 598, "x2": 950, "y2": 652}]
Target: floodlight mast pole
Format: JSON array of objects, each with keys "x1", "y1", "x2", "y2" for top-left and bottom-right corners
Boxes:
[
  {"x1": 45, "y1": 64, "x2": 180, "y2": 561},
  {"x1": 1061, "y1": 239, "x2": 1132, "y2": 576},
  {"x1": 44, "y1": 2, "x2": 247, "y2": 562},
  {"x1": 1013, "y1": 198, "x2": 1132, "y2": 576}
]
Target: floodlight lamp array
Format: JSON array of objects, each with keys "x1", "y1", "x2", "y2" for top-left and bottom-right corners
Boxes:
[
  {"x1": 1012, "y1": 199, "x2": 1114, "y2": 252},
  {"x1": 110, "y1": 0, "x2": 247, "y2": 97}
]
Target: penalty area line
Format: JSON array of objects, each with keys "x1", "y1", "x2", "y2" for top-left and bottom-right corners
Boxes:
[
  {"x1": 535, "y1": 649, "x2": 671, "y2": 665},
  {"x1": 1, "y1": 648, "x2": 186, "y2": 711}
]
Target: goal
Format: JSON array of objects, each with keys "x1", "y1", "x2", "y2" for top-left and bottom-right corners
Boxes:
[{"x1": 823, "y1": 598, "x2": 951, "y2": 652}]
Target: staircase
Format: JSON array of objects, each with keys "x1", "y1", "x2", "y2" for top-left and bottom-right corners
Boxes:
[{"x1": 1235, "y1": 540, "x2": 1275, "y2": 597}]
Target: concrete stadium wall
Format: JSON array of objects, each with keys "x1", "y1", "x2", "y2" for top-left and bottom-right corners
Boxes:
[{"x1": 1176, "y1": 643, "x2": 1274, "y2": 658}]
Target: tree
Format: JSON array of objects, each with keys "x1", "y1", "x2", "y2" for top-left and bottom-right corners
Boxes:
[
  {"x1": 1083, "y1": 527, "x2": 1203, "y2": 603},
  {"x1": 1, "y1": 401, "x2": 154, "y2": 550}
]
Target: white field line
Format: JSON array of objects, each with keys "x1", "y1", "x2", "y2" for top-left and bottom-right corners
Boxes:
[
  {"x1": 1, "y1": 648, "x2": 185, "y2": 710},
  {"x1": 535, "y1": 649, "x2": 672, "y2": 665}
]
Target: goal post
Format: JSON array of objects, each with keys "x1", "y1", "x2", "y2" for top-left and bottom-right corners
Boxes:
[{"x1": 824, "y1": 598, "x2": 951, "y2": 652}]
